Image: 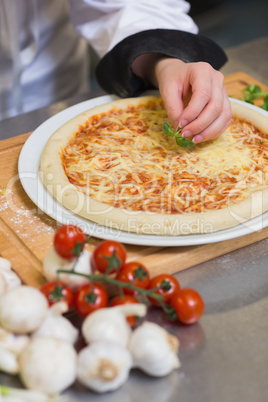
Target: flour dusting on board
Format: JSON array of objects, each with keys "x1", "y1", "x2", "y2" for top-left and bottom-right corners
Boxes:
[
  {"x1": 0, "y1": 190, "x2": 55, "y2": 240},
  {"x1": 0, "y1": 189, "x2": 12, "y2": 212},
  {"x1": 9, "y1": 206, "x2": 55, "y2": 239}
]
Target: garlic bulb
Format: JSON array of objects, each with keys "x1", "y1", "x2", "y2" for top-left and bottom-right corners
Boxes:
[
  {"x1": 0, "y1": 257, "x2": 12, "y2": 270},
  {"x1": 0, "y1": 272, "x2": 7, "y2": 296},
  {"x1": 0, "y1": 257, "x2": 21, "y2": 290},
  {"x1": 32, "y1": 302, "x2": 78, "y2": 344},
  {"x1": 0, "y1": 346, "x2": 19, "y2": 374},
  {"x1": 0, "y1": 286, "x2": 48, "y2": 334},
  {"x1": 128, "y1": 322, "x2": 180, "y2": 377},
  {"x1": 19, "y1": 337, "x2": 77, "y2": 395},
  {"x1": 82, "y1": 304, "x2": 146, "y2": 347},
  {"x1": 77, "y1": 341, "x2": 132, "y2": 393},
  {"x1": 43, "y1": 248, "x2": 91, "y2": 290},
  {"x1": 0, "y1": 326, "x2": 29, "y2": 355}
]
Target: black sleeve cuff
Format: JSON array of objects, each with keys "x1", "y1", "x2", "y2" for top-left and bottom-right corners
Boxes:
[{"x1": 95, "y1": 29, "x2": 227, "y2": 98}]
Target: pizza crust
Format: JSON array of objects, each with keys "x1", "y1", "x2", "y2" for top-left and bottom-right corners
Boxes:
[{"x1": 39, "y1": 96, "x2": 268, "y2": 235}]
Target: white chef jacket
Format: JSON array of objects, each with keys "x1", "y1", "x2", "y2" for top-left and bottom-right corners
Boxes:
[{"x1": 0, "y1": 0, "x2": 198, "y2": 121}]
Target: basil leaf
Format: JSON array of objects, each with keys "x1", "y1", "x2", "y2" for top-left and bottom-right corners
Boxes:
[
  {"x1": 175, "y1": 136, "x2": 195, "y2": 148},
  {"x1": 162, "y1": 122, "x2": 175, "y2": 137},
  {"x1": 248, "y1": 84, "x2": 261, "y2": 95},
  {"x1": 261, "y1": 101, "x2": 268, "y2": 111},
  {"x1": 163, "y1": 121, "x2": 195, "y2": 148},
  {"x1": 245, "y1": 99, "x2": 254, "y2": 105}
]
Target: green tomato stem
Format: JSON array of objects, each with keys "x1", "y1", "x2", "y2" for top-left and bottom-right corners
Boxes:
[
  {"x1": 0, "y1": 385, "x2": 53, "y2": 402},
  {"x1": 57, "y1": 269, "x2": 164, "y2": 302}
]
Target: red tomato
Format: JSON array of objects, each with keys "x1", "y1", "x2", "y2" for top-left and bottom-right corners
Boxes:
[
  {"x1": 148, "y1": 274, "x2": 180, "y2": 306},
  {"x1": 116, "y1": 262, "x2": 150, "y2": 295},
  {"x1": 110, "y1": 294, "x2": 139, "y2": 326},
  {"x1": 91, "y1": 240, "x2": 127, "y2": 274},
  {"x1": 74, "y1": 282, "x2": 108, "y2": 317},
  {"x1": 170, "y1": 288, "x2": 205, "y2": 325},
  {"x1": 54, "y1": 225, "x2": 86, "y2": 260},
  {"x1": 40, "y1": 281, "x2": 74, "y2": 309}
]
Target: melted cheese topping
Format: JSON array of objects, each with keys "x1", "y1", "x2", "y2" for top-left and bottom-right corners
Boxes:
[{"x1": 62, "y1": 99, "x2": 268, "y2": 214}]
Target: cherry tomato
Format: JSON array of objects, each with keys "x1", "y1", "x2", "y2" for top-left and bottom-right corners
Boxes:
[
  {"x1": 110, "y1": 294, "x2": 139, "y2": 326},
  {"x1": 170, "y1": 288, "x2": 205, "y2": 325},
  {"x1": 148, "y1": 274, "x2": 180, "y2": 306},
  {"x1": 54, "y1": 225, "x2": 86, "y2": 260},
  {"x1": 40, "y1": 281, "x2": 74, "y2": 309},
  {"x1": 91, "y1": 240, "x2": 127, "y2": 274},
  {"x1": 74, "y1": 282, "x2": 108, "y2": 317},
  {"x1": 116, "y1": 262, "x2": 150, "y2": 295}
]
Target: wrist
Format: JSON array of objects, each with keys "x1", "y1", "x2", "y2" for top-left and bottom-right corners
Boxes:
[
  {"x1": 131, "y1": 53, "x2": 167, "y2": 88},
  {"x1": 155, "y1": 58, "x2": 185, "y2": 79}
]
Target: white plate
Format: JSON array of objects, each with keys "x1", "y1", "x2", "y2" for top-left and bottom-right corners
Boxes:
[{"x1": 18, "y1": 95, "x2": 268, "y2": 246}]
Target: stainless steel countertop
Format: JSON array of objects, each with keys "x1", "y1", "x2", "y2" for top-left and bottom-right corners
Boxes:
[{"x1": 0, "y1": 37, "x2": 268, "y2": 402}]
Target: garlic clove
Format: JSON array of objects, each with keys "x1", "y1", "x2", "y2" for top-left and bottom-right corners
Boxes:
[
  {"x1": 113, "y1": 303, "x2": 147, "y2": 318},
  {"x1": 0, "y1": 257, "x2": 12, "y2": 271},
  {"x1": 0, "y1": 272, "x2": 7, "y2": 296},
  {"x1": 82, "y1": 304, "x2": 146, "y2": 347},
  {"x1": 0, "y1": 286, "x2": 48, "y2": 334},
  {"x1": 32, "y1": 302, "x2": 78, "y2": 344},
  {"x1": 77, "y1": 341, "x2": 132, "y2": 393},
  {"x1": 0, "y1": 257, "x2": 21, "y2": 290},
  {"x1": 0, "y1": 346, "x2": 19, "y2": 374},
  {"x1": 18, "y1": 337, "x2": 77, "y2": 395},
  {"x1": 82, "y1": 307, "x2": 131, "y2": 347},
  {"x1": 43, "y1": 248, "x2": 91, "y2": 290},
  {"x1": 128, "y1": 322, "x2": 181, "y2": 377},
  {"x1": 0, "y1": 326, "x2": 29, "y2": 355}
]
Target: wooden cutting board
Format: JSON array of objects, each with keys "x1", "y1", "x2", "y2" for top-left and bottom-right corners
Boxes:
[{"x1": 0, "y1": 72, "x2": 267, "y2": 287}]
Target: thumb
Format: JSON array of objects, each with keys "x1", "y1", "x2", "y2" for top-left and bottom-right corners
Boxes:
[{"x1": 160, "y1": 86, "x2": 184, "y2": 130}]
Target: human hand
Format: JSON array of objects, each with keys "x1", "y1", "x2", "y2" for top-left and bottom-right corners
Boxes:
[{"x1": 154, "y1": 58, "x2": 232, "y2": 143}]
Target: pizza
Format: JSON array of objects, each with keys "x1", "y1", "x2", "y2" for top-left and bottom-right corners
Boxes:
[{"x1": 39, "y1": 95, "x2": 268, "y2": 235}]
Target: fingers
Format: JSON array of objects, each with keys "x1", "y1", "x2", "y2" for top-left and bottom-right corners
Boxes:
[
  {"x1": 160, "y1": 83, "x2": 185, "y2": 129},
  {"x1": 159, "y1": 82, "x2": 185, "y2": 130},
  {"x1": 192, "y1": 96, "x2": 232, "y2": 143},
  {"x1": 179, "y1": 65, "x2": 214, "y2": 129},
  {"x1": 154, "y1": 59, "x2": 232, "y2": 142},
  {"x1": 179, "y1": 65, "x2": 232, "y2": 142},
  {"x1": 155, "y1": 58, "x2": 186, "y2": 128},
  {"x1": 182, "y1": 87, "x2": 232, "y2": 143}
]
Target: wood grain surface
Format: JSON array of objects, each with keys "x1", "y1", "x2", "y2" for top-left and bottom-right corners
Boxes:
[{"x1": 0, "y1": 72, "x2": 267, "y2": 287}]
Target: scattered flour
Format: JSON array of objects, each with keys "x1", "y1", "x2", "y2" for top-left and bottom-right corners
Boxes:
[{"x1": 0, "y1": 191, "x2": 55, "y2": 241}]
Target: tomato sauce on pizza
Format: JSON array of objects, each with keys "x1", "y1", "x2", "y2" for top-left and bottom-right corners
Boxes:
[{"x1": 61, "y1": 98, "x2": 268, "y2": 215}]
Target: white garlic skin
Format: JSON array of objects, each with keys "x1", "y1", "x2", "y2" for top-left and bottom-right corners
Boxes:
[
  {"x1": 0, "y1": 326, "x2": 29, "y2": 355},
  {"x1": 43, "y1": 248, "x2": 91, "y2": 290},
  {"x1": 32, "y1": 302, "x2": 78, "y2": 344},
  {"x1": 0, "y1": 272, "x2": 7, "y2": 296},
  {"x1": 82, "y1": 304, "x2": 146, "y2": 348},
  {"x1": 77, "y1": 341, "x2": 132, "y2": 393},
  {"x1": 128, "y1": 322, "x2": 181, "y2": 377},
  {"x1": 0, "y1": 257, "x2": 21, "y2": 291},
  {"x1": 82, "y1": 307, "x2": 131, "y2": 347},
  {"x1": 19, "y1": 337, "x2": 77, "y2": 395},
  {"x1": 0, "y1": 257, "x2": 12, "y2": 271},
  {"x1": 0, "y1": 346, "x2": 19, "y2": 374},
  {"x1": 0, "y1": 286, "x2": 48, "y2": 334}
]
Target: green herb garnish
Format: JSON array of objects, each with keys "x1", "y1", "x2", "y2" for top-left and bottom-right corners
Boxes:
[
  {"x1": 242, "y1": 84, "x2": 268, "y2": 111},
  {"x1": 162, "y1": 121, "x2": 195, "y2": 148}
]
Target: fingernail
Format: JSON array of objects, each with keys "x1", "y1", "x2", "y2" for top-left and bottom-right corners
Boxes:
[
  {"x1": 174, "y1": 121, "x2": 180, "y2": 131},
  {"x1": 182, "y1": 130, "x2": 192, "y2": 138},
  {"x1": 179, "y1": 119, "x2": 188, "y2": 128},
  {"x1": 192, "y1": 134, "x2": 203, "y2": 143}
]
